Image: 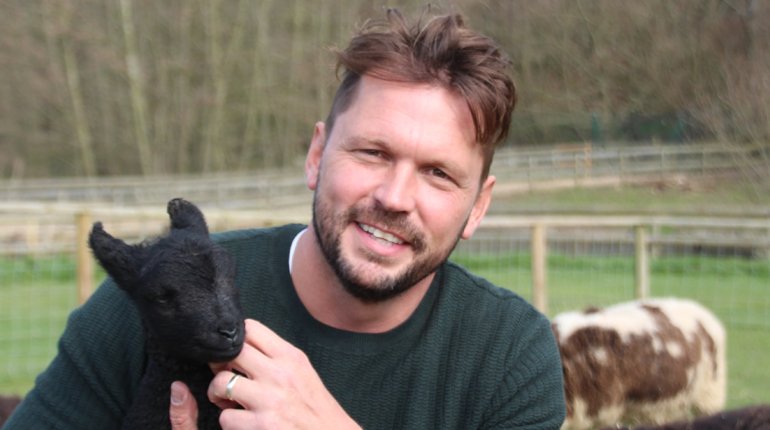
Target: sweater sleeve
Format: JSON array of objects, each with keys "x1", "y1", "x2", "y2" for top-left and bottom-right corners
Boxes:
[
  {"x1": 481, "y1": 308, "x2": 566, "y2": 430},
  {"x1": 3, "y1": 279, "x2": 146, "y2": 430}
]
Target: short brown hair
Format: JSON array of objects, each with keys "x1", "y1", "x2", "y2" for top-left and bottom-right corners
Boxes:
[{"x1": 325, "y1": 8, "x2": 517, "y2": 180}]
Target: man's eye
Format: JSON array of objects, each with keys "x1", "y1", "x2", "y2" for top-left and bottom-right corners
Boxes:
[
  {"x1": 362, "y1": 149, "x2": 381, "y2": 156},
  {"x1": 430, "y1": 168, "x2": 448, "y2": 179}
]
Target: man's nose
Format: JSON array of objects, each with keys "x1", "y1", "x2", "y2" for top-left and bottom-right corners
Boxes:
[{"x1": 372, "y1": 165, "x2": 416, "y2": 213}]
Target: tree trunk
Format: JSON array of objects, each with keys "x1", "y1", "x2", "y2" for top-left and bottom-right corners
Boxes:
[
  {"x1": 239, "y1": 0, "x2": 276, "y2": 171},
  {"x1": 119, "y1": 0, "x2": 153, "y2": 176},
  {"x1": 201, "y1": 0, "x2": 248, "y2": 173}
]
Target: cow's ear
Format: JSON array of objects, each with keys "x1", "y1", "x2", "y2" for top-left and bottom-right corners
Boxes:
[
  {"x1": 88, "y1": 222, "x2": 141, "y2": 290},
  {"x1": 167, "y1": 198, "x2": 209, "y2": 236}
]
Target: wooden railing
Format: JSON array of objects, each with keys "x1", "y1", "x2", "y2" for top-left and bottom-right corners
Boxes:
[
  {"x1": 474, "y1": 214, "x2": 770, "y2": 314},
  {"x1": 2, "y1": 205, "x2": 768, "y2": 313},
  {"x1": 0, "y1": 142, "x2": 763, "y2": 205},
  {"x1": 491, "y1": 142, "x2": 764, "y2": 184}
]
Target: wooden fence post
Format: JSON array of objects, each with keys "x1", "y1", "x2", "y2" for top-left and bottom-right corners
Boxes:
[
  {"x1": 25, "y1": 222, "x2": 39, "y2": 251},
  {"x1": 76, "y1": 211, "x2": 93, "y2": 305},
  {"x1": 651, "y1": 223, "x2": 661, "y2": 259},
  {"x1": 585, "y1": 143, "x2": 592, "y2": 179},
  {"x1": 619, "y1": 149, "x2": 625, "y2": 185},
  {"x1": 660, "y1": 147, "x2": 666, "y2": 178},
  {"x1": 635, "y1": 225, "x2": 649, "y2": 300},
  {"x1": 528, "y1": 156, "x2": 534, "y2": 192},
  {"x1": 766, "y1": 227, "x2": 770, "y2": 261},
  {"x1": 531, "y1": 223, "x2": 548, "y2": 314}
]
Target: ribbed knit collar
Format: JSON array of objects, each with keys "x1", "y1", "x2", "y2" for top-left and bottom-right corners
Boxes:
[{"x1": 273, "y1": 224, "x2": 442, "y2": 356}]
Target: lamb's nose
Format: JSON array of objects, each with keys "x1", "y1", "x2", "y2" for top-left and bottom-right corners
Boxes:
[{"x1": 218, "y1": 327, "x2": 238, "y2": 340}]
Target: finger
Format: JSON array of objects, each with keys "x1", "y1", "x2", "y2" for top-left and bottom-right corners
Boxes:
[
  {"x1": 169, "y1": 381, "x2": 199, "y2": 430},
  {"x1": 219, "y1": 408, "x2": 261, "y2": 430},
  {"x1": 209, "y1": 370, "x2": 255, "y2": 410},
  {"x1": 209, "y1": 361, "x2": 230, "y2": 374},
  {"x1": 227, "y1": 341, "x2": 273, "y2": 381},
  {"x1": 243, "y1": 319, "x2": 292, "y2": 358}
]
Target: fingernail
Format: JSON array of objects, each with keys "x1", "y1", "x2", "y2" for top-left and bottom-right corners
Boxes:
[{"x1": 170, "y1": 382, "x2": 186, "y2": 405}]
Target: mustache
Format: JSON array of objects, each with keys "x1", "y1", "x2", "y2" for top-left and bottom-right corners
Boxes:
[{"x1": 348, "y1": 205, "x2": 426, "y2": 252}]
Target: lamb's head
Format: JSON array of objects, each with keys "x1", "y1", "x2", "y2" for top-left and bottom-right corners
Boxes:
[{"x1": 88, "y1": 198, "x2": 245, "y2": 363}]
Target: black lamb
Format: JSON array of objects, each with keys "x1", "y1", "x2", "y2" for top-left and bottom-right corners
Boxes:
[{"x1": 89, "y1": 198, "x2": 245, "y2": 430}]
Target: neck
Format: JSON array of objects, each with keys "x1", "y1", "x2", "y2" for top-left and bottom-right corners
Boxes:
[{"x1": 291, "y1": 223, "x2": 433, "y2": 333}]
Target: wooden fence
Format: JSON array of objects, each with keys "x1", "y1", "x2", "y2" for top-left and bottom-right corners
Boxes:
[
  {"x1": 2, "y1": 205, "x2": 767, "y2": 313},
  {"x1": 491, "y1": 142, "x2": 763, "y2": 183},
  {"x1": 0, "y1": 142, "x2": 763, "y2": 206},
  {"x1": 468, "y1": 215, "x2": 770, "y2": 314}
]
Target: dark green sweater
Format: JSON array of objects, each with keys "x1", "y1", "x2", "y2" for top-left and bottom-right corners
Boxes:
[{"x1": 5, "y1": 224, "x2": 566, "y2": 429}]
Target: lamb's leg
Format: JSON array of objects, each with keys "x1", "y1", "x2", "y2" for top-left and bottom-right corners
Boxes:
[
  {"x1": 122, "y1": 360, "x2": 224, "y2": 430},
  {"x1": 167, "y1": 198, "x2": 209, "y2": 236}
]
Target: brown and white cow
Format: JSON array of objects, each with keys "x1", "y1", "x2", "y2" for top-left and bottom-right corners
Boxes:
[{"x1": 552, "y1": 298, "x2": 726, "y2": 430}]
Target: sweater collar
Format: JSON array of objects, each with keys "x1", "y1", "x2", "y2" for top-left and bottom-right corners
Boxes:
[{"x1": 273, "y1": 224, "x2": 442, "y2": 355}]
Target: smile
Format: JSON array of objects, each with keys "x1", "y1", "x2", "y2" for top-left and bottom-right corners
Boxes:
[{"x1": 357, "y1": 223, "x2": 405, "y2": 246}]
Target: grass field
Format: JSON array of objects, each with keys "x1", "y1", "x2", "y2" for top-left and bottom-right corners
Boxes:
[{"x1": 1, "y1": 251, "x2": 769, "y2": 410}]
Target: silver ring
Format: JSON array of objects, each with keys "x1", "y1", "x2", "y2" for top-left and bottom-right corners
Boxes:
[{"x1": 226, "y1": 374, "x2": 241, "y2": 401}]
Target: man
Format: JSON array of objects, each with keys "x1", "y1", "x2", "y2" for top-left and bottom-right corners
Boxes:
[{"x1": 5, "y1": 8, "x2": 565, "y2": 430}]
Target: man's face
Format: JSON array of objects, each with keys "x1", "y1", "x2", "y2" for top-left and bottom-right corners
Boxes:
[{"x1": 305, "y1": 75, "x2": 495, "y2": 303}]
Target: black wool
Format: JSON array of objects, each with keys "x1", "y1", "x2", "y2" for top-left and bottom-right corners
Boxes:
[{"x1": 89, "y1": 198, "x2": 245, "y2": 430}]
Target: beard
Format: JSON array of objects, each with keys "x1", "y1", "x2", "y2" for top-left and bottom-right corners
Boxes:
[{"x1": 311, "y1": 190, "x2": 466, "y2": 304}]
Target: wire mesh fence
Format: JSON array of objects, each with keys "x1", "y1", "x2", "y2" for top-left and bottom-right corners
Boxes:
[
  {"x1": 0, "y1": 252, "x2": 83, "y2": 392},
  {"x1": 0, "y1": 215, "x2": 90, "y2": 395},
  {"x1": 1, "y1": 210, "x2": 769, "y2": 403},
  {"x1": 451, "y1": 225, "x2": 770, "y2": 327}
]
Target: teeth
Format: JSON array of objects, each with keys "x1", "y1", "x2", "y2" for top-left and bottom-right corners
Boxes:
[{"x1": 358, "y1": 223, "x2": 405, "y2": 245}]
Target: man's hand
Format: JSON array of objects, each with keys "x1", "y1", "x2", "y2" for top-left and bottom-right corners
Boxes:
[
  {"x1": 208, "y1": 319, "x2": 362, "y2": 430},
  {"x1": 169, "y1": 319, "x2": 362, "y2": 430},
  {"x1": 169, "y1": 381, "x2": 199, "y2": 430}
]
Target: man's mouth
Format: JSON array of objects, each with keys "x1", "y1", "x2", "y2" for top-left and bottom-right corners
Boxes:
[{"x1": 357, "y1": 222, "x2": 406, "y2": 247}]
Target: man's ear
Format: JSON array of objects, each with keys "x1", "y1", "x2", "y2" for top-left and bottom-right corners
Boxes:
[
  {"x1": 461, "y1": 175, "x2": 495, "y2": 240},
  {"x1": 305, "y1": 122, "x2": 325, "y2": 191}
]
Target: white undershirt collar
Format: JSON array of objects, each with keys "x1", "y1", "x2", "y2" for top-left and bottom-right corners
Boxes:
[{"x1": 288, "y1": 228, "x2": 307, "y2": 274}]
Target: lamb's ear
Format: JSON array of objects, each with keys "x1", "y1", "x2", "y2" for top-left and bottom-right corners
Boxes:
[
  {"x1": 167, "y1": 198, "x2": 209, "y2": 236},
  {"x1": 88, "y1": 222, "x2": 141, "y2": 290}
]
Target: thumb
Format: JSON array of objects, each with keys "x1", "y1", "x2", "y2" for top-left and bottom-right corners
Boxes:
[{"x1": 170, "y1": 381, "x2": 199, "y2": 430}]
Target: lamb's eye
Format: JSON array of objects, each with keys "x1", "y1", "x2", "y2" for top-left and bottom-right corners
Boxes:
[{"x1": 149, "y1": 293, "x2": 173, "y2": 305}]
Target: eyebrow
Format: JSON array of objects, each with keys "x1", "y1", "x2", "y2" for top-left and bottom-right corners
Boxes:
[
  {"x1": 345, "y1": 135, "x2": 474, "y2": 186},
  {"x1": 343, "y1": 135, "x2": 386, "y2": 148}
]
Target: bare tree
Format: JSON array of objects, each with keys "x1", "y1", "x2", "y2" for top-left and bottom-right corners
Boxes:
[
  {"x1": 119, "y1": 0, "x2": 153, "y2": 175},
  {"x1": 1, "y1": 0, "x2": 768, "y2": 178}
]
